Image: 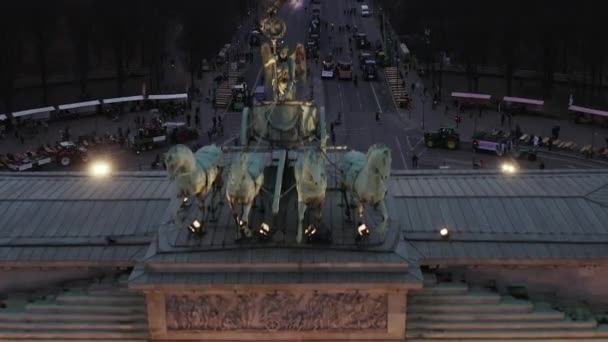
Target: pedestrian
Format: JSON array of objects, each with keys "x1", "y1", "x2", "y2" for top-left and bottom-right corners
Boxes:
[
  {"x1": 455, "y1": 114, "x2": 462, "y2": 128},
  {"x1": 375, "y1": 111, "x2": 380, "y2": 122},
  {"x1": 501, "y1": 113, "x2": 505, "y2": 126},
  {"x1": 539, "y1": 161, "x2": 545, "y2": 170},
  {"x1": 412, "y1": 154, "x2": 419, "y2": 169},
  {"x1": 533, "y1": 135, "x2": 540, "y2": 148}
]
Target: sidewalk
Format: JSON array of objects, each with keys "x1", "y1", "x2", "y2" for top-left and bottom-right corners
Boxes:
[{"x1": 400, "y1": 67, "x2": 608, "y2": 150}]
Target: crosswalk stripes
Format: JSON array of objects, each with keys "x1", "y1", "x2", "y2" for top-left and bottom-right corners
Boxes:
[
  {"x1": 214, "y1": 70, "x2": 243, "y2": 109},
  {"x1": 385, "y1": 67, "x2": 410, "y2": 109}
]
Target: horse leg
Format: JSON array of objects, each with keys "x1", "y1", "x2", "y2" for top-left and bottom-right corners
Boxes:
[
  {"x1": 341, "y1": 189, "x2": 352, "y2": 221},
  {"x1": 228, "y1": 198, "x2": 241, "y2": 239},
  {"x1": 241, "y1": 202, "x2": 253, "y2": 238},
  {"x1": 296, "y1": 201, "x2": 306, "y2": 244},
  {"x1": 357, "y1": 202, "x2": 365, "y2": 227},
  {"x1": 194, "y1": 193, "x2": 206, "y2": 235},
  {"x1": 377, "y1": 200, "x2": 389, "y2": 234}
]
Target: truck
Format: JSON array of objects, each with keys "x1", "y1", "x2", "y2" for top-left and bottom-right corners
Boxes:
[
  {"x1": 472, "y1": 130, "x2": 513, "y2": 156},
  {"x1": 131, "y1": 118, "x2": 167, "y2": 153},
  {"x1": 424, "y1": 127, "x2": 460, "y2": 150},
  {"x1": 0, "y1": 151, "x2": 52, "y2": 171},
  {"x1": 164, "y1": 122, "x2": 199, "y2": 144}
]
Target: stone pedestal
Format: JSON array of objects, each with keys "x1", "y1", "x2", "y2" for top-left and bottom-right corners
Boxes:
[{"x1": 143, "y1": 285, "x2": 410, "y2": 341}]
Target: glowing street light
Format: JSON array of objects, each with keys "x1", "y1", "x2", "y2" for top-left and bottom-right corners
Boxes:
[
  {"x1": 501, "y1": 162, "x2": 517, "y2": 174},
  {"x1": 90, "y1": 161, "x2": 112, "y2": 177},
  {"x1": 440, "y1": 227, "x2": 449, "y2": 240}
]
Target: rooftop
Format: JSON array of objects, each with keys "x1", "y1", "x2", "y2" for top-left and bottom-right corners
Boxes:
[{"x1": 0, "y1": 169, "x2": 607, "y2": 271}]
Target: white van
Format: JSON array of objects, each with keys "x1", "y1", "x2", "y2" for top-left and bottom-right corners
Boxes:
[{"x1": 361, "y1": 5, "x2": 371, "y2": 17}]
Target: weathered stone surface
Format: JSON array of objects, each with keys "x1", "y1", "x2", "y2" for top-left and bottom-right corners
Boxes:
[{"x1": 165, "y1": 291, "x2": 388, "y2": 332}]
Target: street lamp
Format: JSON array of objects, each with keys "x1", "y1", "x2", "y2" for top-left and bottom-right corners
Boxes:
[{"x1": 90, "y1": 160, "x2": 112, "y2": 177}]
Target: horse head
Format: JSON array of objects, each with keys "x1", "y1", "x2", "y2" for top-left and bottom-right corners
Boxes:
[
  {"x1": 165, "y1": 145, "x2": 196, "y2": 180},
  {"x1": 366, "y1": 144, "x2": 392, "y2": 181}
]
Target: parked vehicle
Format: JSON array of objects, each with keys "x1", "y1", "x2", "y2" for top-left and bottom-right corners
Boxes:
[
  {"x1": 0, "y1": 151, "x2": 52, "y2": 171},
  {"x1": 44, "y1": 141, "x2": 90, "y2": 167},
  {"x1": 131, "y1": 118, "x2": 167, "y2": 153},
  {"x1": 424, "y1": 127, "x2": 460, "y2": 150},
  {"x1": 164, "y1": 122, "x2": 199, "y2": 144}
]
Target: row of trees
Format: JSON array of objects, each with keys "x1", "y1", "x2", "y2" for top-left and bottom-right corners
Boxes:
[
  {"x1": 379, "y1": 0, "x2": 608, "y2": 105},
  {"x1": 0, "y1": 0, "x2": 249, "y2": 113}
]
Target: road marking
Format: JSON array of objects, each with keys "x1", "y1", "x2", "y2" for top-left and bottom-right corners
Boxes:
[
  {"x1": 338, "y1": 82, "x2": 345, "y2": 109},
  {"x1": 405, "y1": 136, "x2": 413, "y2": 151},
  {"x1": 369, "y1": 82, "x2": 383, "y2": 113},
  {"x1": 394, "y1": 136, "x2": 408, "y2": 169},
  {"x1": 382, "y1": 70, "x2": 401, "y2": 113},
  {"x1": 412, "y1": 137, "x2": 425, "y2": 151}
]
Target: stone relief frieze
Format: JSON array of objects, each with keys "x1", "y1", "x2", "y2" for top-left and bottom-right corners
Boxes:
[{"x1": 165, "y1": 291, "x2": 388, "y2": 332}]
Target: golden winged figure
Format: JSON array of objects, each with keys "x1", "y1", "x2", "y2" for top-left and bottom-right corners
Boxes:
[{"x1": 261, "y1": 43, "x2": 306, "y2": 101}]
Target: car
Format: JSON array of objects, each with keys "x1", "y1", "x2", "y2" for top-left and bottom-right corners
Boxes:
[
  {"x1": 306, "y1": 40, "x2": 319, "y2": 58},
  {"x1": 336, "y1": 61, "x2": 353, "y2": 80},
  {"x1": 424, "y1": 128, "x2": 460, "y2": 150},
  {"x1": 321, "y1": 55, "x2": 335, "y2": 79},
  {"x1": 249, "y1": 30, "x2": 261, "y2": 46},
  {"x1": 363, "y1": 60, "x2": 377, "y2": 80},
  {"x1": 358, "y1": 51, "x2": 373, "y2": 68},
  {"x1": 376, "y1": 51, "x2": 389, "y2": 67},
  {"x1": 354, "y1": 33, "x2": 371, "y2": 49},
  {"x1": 361, "y1": 4, "x2": 371, "y2": 17},
  {"x1": 309, "y1": 18, "x2": 321, "y2": 35}
]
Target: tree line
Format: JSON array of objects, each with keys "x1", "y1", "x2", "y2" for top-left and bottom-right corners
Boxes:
[
  {"x1": 379, "y1": 0, "x2": 608, "y2": 105},
  {"x1": 0, "y1": 0, "x2": 249, "y2": 113}
]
